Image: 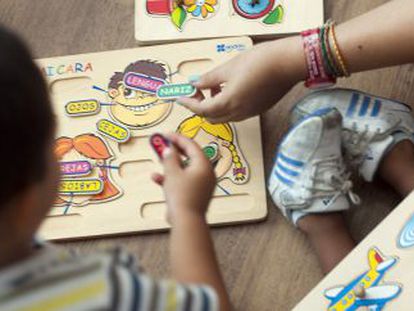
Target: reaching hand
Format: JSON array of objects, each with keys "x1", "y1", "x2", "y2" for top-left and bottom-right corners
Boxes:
[
  {"x1": 178, "y1": 37, "x2": 306, "y2": 123},
  {"x1": 152, "y1": 133, "x2": 216, "y2": 225}
]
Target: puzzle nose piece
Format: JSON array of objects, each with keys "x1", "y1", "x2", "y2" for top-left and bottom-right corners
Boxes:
[{"x1": 203, "y1": 143, "x2": 220, "y2": 162}]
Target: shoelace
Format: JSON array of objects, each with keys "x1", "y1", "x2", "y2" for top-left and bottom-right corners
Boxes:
[
  {"x1": 344, "y1": 116, "x2": 402, "y2": 166},
  {"x1": 343, "y1": 125, "x2": 381, "y2": 168},
  {"x1": 305, "y1": 155, "x2": 361, "y2": 205}
]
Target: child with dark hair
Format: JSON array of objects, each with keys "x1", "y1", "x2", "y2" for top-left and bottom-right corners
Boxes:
[{"x1": 0, "y1": 27, "x2": 231, "y2": 311}]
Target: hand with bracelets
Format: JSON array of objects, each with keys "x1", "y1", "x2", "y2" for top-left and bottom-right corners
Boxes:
[{"x1": 178, "y1": 0, "x2": 414, "y2": 123}]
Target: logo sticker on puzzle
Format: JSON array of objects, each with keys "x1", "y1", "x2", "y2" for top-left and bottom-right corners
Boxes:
[
  {"x1": 60, "y1": 161, "x2": 92, "y2": 177},
  {"x1": 97, "y1": 119, "x2": 130, "y2": 143},
  {"x1": 59, "y1": 178, "x2": 103, "y2": 195},
  {"x1": 156, "y1": 83, "x2": 196, "y2": 99},
  {"x1": 65, "y1": 99, "x2": 101, "y2": 117},
  {"x1": 398, "y1": 213, "x2": 414, "y2": 248},
  {"x1": 124, "y1": 72, "x2": 166, "y2": 94}
]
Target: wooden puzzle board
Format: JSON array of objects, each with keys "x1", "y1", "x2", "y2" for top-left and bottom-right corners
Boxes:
[
  {"x1": 135, "y1": 0, "x2": 324, "y2": 44},
  {"x1": 294, "y1": 192, "x2": 414, "y2": 311},
  {"x1": 37, "y1": 37, "x2": 267, "y2": 240}
]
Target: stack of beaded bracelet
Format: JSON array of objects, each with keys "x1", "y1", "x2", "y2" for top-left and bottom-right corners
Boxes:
[{"x1": 301, "y1": 20, "x2": 350, "y2": 89}]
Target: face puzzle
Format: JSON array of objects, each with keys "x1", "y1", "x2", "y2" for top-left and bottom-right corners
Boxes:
[{"x1": 37, "y1": 37, "x2": 267, "y2": 240}]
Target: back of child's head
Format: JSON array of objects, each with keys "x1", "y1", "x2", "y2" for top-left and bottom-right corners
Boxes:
[{"x1": 0, "y1": 26, "x2": 55, "y2": 208}]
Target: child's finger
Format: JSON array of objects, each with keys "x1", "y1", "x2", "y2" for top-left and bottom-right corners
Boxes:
[
  {"x1": 210, "y1": 86, "x2": 222, "y2": 97},
  {"x1": 206, "y1": 114, "x2": 235, "y2": 124},
  {"x1": 162, "y1": 146, "x2": 182, "y2": 174},
  {"x1": 192, "y1": 67, "x2": 226, "y2": 90},
  {"x1": 178, "y1": 94, "x2": 228, "y2": 119},
  {"x1": 193, "y1": 89, "x2": 205, "y2": 101},
  {"x1": 151, "y1": 172, "x2": 165, "y2": 186},
  {"x1": 167, "y1": 133, "x2": 206, "y2": 165}
]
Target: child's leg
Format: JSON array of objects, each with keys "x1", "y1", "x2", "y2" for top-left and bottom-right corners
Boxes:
[
  {"x1": 379, "y1": 140, "x2": 414, "y2": 196},
  {"x1": 297, "y1": 213, "x2": 355, "y2": 274},
  {"x1": 268, "y1": 108, "x2": 358, "y2": 274},
  {"x1": 298, "y1": 140, "x2": 414, "y2": 274}
]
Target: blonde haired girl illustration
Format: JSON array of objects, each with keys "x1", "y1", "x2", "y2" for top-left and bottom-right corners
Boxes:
[{"x1": 177, "y1": 115, "x2": 249, "y2": 184}]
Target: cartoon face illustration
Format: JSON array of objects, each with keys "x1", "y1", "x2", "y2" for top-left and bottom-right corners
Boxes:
[
  {"x1": 108, "y1": 60, "x2": 172, "y2": 129},
  {"x1": 54, "y1": 134, "x2": 121, "y2": 207},
  {"x1": 177, "y1": 115, "x2": 249, "y2": 184}
]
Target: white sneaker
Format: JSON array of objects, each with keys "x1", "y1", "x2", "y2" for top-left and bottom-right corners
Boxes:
[
  {"x1": 268, "y1": 108, "x2": 360, "y2": 225},
  {"x1": 291, "y1": 88, "x2": 414, "y2": 182}
]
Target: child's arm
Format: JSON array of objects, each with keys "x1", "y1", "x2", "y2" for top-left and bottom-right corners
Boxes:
[
  {"x1": 179, "y1": 0, "x2": 414, "y2": 123},
  {"x1": 152, "y1": 133, "x2": 231, "y2": 311}
]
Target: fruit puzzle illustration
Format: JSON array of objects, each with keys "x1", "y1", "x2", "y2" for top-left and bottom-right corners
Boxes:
[
  {"x1": 293, "y1": 192, "x2": 414, "y2": 311},
  {"x1": 37, "y1": 37, "x2": 267, "y2": 240},
  {"x1": 136, "y1": 0, "x2": 324, "y2": 43}
]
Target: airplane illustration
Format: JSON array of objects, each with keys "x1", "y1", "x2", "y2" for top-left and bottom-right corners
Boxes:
[{"x1": 324, "y1": 247, "x2": 402, "y2": 311}]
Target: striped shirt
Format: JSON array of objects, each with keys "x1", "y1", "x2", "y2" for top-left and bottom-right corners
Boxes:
[{"x1": 0, "y1": 243, "x2": 218, "y2": 311}]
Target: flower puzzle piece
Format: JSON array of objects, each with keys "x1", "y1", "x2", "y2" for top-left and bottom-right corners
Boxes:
[{"x1": 146, "y1": 0, "x2": 218, "y2": 30}]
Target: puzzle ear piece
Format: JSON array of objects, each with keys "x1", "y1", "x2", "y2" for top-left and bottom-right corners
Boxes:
[{"x1": 108, "y1": 89, "x2": 119, "y2": 98}]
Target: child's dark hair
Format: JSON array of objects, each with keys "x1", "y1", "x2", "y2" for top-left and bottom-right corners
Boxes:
[
  {"x1": 0, "y1": 26, "x2": 55, "y2": 207},
  {"x1": 108, "y1": 60, "x2": 167, "y2": 90}
]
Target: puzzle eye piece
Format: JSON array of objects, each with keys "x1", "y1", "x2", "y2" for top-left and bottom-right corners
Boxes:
[
  {"x1": 124, "y1": 88, "x2": 132, "y2": 96},
  {"x1": 123, "y1": 88, "x2": 137, "y2": 99},
  {"x1": 203, "y1": 143, "x2": 219, "y2": 162}
]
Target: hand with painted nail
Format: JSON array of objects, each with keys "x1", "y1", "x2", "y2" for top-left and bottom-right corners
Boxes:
[
  {"x1": 178, "y1": 37, "x2": 307, "y2": 123},
  {"x1": 151, "y1": 133, "x2": 216, "y2": 224}
]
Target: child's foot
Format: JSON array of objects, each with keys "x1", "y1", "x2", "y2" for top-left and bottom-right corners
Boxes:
[
  {"x1": 268, "y1": 108, "x2": 360, "y2": 225},
  {"x1": 291, "y1": 88, "x2": 414, "y2": 181}
]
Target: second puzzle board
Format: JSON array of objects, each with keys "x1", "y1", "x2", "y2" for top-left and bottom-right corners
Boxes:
[
  {"x1": 38, "y1": 37, "x2": 267, "y2": 240},
  {"x1": 136, "y1": 0, "x2": 324, "y2": 43}
]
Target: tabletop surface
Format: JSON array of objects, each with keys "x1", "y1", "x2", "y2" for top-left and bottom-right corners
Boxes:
[{"x1": 0, "y1": 0, "x2": 413, "y2": 310}]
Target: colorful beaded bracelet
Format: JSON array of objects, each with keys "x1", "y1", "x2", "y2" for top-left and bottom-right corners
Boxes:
[{"x1": 301, "y1": 20, "x2": 350, "y2": 88}]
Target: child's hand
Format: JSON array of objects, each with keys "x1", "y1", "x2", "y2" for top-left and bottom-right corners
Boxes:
[
  {"x1": 178, "y1": 37, "x2": 306, "y2": 123},
  {"x1": 151, "y1": 133, "x2": 216, "y2": 225}
]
